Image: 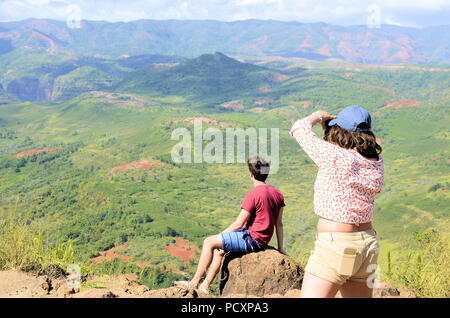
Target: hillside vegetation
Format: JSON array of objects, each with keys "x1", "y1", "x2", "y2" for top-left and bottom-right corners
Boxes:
[{"x1": 0, "y1": 51, "x2": 448, "y2": 296}]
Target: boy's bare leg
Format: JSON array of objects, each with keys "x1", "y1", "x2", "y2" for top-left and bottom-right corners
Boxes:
[
  {"x1": 200, "y1": 249, "x2": 225, "y2": 290},
  {"x1": 179, "y1": 234, "x2": 223, "y2": 289}
]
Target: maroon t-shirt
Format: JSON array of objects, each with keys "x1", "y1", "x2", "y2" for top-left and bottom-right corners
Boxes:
[{"x1": 241, "y1": 184, "x2": 285, "y2": 246}]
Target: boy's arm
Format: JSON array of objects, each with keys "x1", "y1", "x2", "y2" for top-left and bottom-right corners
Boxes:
[
  {"x1": 221, "y1": 209, "x2": 251, "y2": 233},
  {"x1": 275, "y1": 207, "x2": 286, "y2": 254}
]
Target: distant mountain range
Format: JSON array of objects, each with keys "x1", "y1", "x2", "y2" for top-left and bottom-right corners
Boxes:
[
  {"x1": 0, "y1": 19, "x2": 448, "y2": 64},
  {"x1": 0, "y1": 51, "x2": 281, "y2": 103}
]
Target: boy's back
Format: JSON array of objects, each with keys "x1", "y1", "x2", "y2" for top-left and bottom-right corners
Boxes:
[{"x1": 241, "y1": 184, "x2": 285, "y2": 246}]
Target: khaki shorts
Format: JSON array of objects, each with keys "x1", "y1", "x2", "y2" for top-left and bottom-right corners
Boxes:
[{"x1": 305, "y1": 229, "x2": 379, "y2": 285}]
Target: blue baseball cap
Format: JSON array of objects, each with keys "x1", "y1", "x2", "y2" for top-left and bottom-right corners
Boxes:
[{"x1": 328, "y1": 105, "x2": 371, "y2": 132}]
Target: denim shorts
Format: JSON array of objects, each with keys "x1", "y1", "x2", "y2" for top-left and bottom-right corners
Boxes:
[{"x1": 220, "y1": 228, "x2": 262, "y2": 253}]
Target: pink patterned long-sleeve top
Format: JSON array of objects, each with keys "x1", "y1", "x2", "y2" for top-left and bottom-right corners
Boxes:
[{"x1": 289, "y1": 118, "x2": 384, "y2": 224}]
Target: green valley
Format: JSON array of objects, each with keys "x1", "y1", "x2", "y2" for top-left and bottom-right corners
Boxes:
[{"x1": 0, "y1": 34, "x2": 448, "y2": 296}]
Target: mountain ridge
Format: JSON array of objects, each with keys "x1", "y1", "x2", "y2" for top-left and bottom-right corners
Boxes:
[
  {"x1": 116, "y1": 52, "x2": 281, "y2": 102},
  {"x1": 0, "y1": 19, "x2": 448, "y2": 64}
]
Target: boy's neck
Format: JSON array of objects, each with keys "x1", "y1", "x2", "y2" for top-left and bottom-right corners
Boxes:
[{"x1": 252, "y1": 180, "x2": 266, "y2": 188}]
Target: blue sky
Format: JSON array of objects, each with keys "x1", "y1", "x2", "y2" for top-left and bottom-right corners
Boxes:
[{"x1": 0, "y1": 0, "x2": 449, "y2": 28}]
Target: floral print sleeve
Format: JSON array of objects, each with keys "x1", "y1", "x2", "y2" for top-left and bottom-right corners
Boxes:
[
  {"x1": 289, "y1": 118, "x2": 338, "y2": 168},
  {"x1": 289, "y1": 117, "x2": 384, "y2": 224}
]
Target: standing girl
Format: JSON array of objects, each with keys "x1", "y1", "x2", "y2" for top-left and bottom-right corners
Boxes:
[{"x1": 290, "y1": 106, "x2": 384, "y2": 298}]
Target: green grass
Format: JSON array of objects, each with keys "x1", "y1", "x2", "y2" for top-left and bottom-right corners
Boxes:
[
  {"x1": 0, "y1": 200, "x2": 88, "y2": 277},
  {"x1": 380, "y1": 229, "x2": 449, "y2": 298}
]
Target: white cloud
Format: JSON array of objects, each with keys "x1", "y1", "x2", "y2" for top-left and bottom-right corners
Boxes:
[
  {"x1": 236, "y1": 0, "x2": 280, "y2": 5},
  {"x1": 0, "y1": 0, "x2": 448, "y2": 27},
  {"x1": 375, "y1": 0, "x2": 447, "y2": 10}
]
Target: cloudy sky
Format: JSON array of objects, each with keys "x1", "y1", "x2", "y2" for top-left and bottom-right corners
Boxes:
[{"x1": 0, "y1": 0, "x2": 449, "y2": 28}]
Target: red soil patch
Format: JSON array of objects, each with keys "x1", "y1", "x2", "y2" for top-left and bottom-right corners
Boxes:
[
  {"x1": 0, "y1": 32, "x2": 11, "y2": 40},
  {"x1": 250, "y1": 107, "x2": 265, "y2": 113},
  {"x1": 91, "y1": 244, "x2": 185, "y2": 274},
  {"x1": 382, "y1": 40, "x2": 394, "y2": 60},
  {"x1": 317, "y1": 44, "x2": 332, "y2": 57},
  {"x1": 220, "y1": 100, "x2": 244, "y2": 111},
  {"x1": 254, "y1": 99, "x2": 276, "y2": 105},
  {"x1": 297, "y1": 33, "x2": 312, "y2": 50},
  {"x1": 372, "y1": 111, "x2": 382, "y2": 118},
  {"x1": 245, "y1": 35, "x2": 268, "y2": 50},
  {"x1": 256, "y1": 35, "x2": 268, "y2": 46},
  {"x1": 381, "y1": 39, "x2": 414, "y2": 63},
  {"x1": 387, "y1": 47, "x2": 411, "y2": 63},
  {"x1": 343, "y1": 72, "x2": 354, "y2": 78},
  {"x1": 290, "y1": 100, "x2": 311, "y2": 108},
  {"x1": 381, "y1": 99, "x2": 420, "y2": 110},
  {"x1": 164, "y1": 237, "x2": 199, "y2": 263},
  {"x1": 338, "y1": 41, "x2": 359, "y2": 59},
  {"x1": 395, "y1": 36, "x2": 411, "y2": 46},
  {"x1": 29, "y1": 30, "x2": 57, "y2": 50},
  {"x1": 377, "y1": 86, "x2": 395, "y2": 96},
  {"x1": 91, "y1": 244, "x2": 130, "y2": 264},
  {"x1": 273, "y1": 75, "x2": 289, "y2": 82},
  {"x1": 424, "y1": 156, "x2": 444, "y2": 165},
  {"x1": 109, "y1": 159, "x2": 170, "y2": 178},
  {"x1": 15, "y1": 148, "x2": 61, "y2": 158}
]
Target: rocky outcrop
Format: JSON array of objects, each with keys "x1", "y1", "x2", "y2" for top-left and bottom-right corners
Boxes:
[{"x1": 219, "y1": 247, "x2": 304, "y2": 297}]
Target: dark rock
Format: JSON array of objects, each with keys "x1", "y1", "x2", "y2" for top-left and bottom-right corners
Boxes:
[{"x1": 219, "y1": 247, "x2": 304, "y2": 297}]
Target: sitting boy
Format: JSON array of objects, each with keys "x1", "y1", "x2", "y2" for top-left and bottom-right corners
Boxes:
[{"x1": 174, "y1": 156, "x2": 285, "y2": 294}]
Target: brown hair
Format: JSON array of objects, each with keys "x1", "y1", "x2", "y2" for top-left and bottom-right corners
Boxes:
[
  {"x1": 324, "y1": 123, "x2": 382, "y2": 160},
  {"x1": 247, "y1": 156, "x2": 270, "y2": 182}
]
